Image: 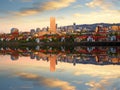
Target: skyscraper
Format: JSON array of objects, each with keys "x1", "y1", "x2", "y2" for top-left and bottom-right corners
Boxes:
[{"x1": 50, "y1": 17, "x2": 56, "y2": 34}]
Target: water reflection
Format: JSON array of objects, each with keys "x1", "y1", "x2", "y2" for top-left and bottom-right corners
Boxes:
[
  {"x1": 0, "y1": 46, "x2": 120, "y2": 65},
  {"x1": 0, "y1": 46, "x2": 120, "y2": 90}
]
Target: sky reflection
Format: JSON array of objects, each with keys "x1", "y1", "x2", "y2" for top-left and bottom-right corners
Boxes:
[{"x1": 0, "y1": 47, "x2": 120, "y2": 90}]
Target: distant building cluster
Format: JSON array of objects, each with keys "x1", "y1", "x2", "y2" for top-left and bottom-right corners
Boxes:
[{"x1": 0, "y1": 17, "x2": 120, "y2": 42}]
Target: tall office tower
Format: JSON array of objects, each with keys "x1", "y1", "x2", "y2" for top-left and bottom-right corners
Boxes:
[{"x1": 50, "y1": 17, "x2": 56, "y2": 34}]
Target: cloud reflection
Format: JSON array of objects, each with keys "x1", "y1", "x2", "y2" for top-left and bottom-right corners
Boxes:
[
  {"x1": 73, "y1": 65, "x2": 120, "y2": 90},
  {"x1": 85, "y1": 80, "x2": 110, "y2": 90},
  {"x1": 16, "y1": 72, "x2": 76, "y2": 90},
  {"x1": 73, "y1": 65, "x2": 120, "y2": 79}
]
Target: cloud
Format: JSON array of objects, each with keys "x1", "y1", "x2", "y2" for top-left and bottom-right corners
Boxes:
[
  {"x1": 73, "y1": 0, "x2": 120, "y2": 24},
  {"x1": 14, "y1": 0, "x2": 76, "y2": 16},
  {"x1": 16, "y1": 72, "x2": 76, "y2": 90},
  {"x1": 73, "y1": 10, "x2": 120, "y2": 23},
  {"x1": 86, "y1": 0, "x2": 113, "y2": 10}
]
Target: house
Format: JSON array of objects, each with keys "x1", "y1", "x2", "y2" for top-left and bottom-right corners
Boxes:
[{"x1": 87, "y1": 36, "x2": 95, "y2": 42}]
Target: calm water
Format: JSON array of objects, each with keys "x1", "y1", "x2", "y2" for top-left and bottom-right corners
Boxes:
[{"x1": 0, "y1": 46, "x2": 120, "y2": 90}]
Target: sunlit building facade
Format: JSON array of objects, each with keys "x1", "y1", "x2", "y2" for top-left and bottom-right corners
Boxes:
[
  {"x1": 50, "y1": 17, "x2": 56, "y2": 34},
  {"x1": 111, "y1": 25, "x2": 120, "y2": 31}
]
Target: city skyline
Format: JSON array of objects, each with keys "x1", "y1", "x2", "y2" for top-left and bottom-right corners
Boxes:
[{"x1": 0, "y1": 0, "x2": 120, "y2": 33}]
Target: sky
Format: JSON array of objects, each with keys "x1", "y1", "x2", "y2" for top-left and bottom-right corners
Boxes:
[{"x1": 0, "y1": 0, "x2": 120, "y2": 33}]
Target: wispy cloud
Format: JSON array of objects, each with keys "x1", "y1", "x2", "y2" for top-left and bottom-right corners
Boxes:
[
  {"x1": 16, "y1": 72, "x2": 76, "y2": 90},
  {"x1": 86, "y1": 0, "x2": 113, "y2": 10},
  {"x1": 73, "y1": 10, "x2": 120, "y2": 23},
  {"x1": 14, "y1": 0, "x2": 76, "y2": 16}
]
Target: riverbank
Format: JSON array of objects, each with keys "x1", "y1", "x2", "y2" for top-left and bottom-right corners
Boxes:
[
  {"x1": 0, "y1": 41, "x2": 120, "y2": 47},
  {"x1": 43, "y1": 42, "x2": 120, "y2": 46}
]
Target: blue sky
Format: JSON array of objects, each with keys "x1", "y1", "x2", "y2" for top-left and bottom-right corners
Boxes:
[{"x1": 0, "y1": 0, "x2": 120, "y2": 33}]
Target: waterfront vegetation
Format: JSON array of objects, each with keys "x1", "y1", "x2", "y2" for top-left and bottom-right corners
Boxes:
[{"x1": 0, "y1": 31, "x2": 120, "y2": 47}]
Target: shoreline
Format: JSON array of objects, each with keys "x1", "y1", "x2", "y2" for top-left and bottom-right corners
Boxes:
[{"x1": 0, "y1": 41, "x2": 120, "y2": 47}]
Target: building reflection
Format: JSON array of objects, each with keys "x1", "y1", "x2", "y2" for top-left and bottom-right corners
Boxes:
[
  {"x1": 30, "y1": 52, "x2": 36, "y2": 59},
  {"x1": 0, "y1": 46, "x2": 120, "y2": 71},
  {"x1": 49, "y1": 54, "x2": 57, "y2": 72},
  {"x1": 11, "y1": 52, "x2": 19, "y2": 60}
]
